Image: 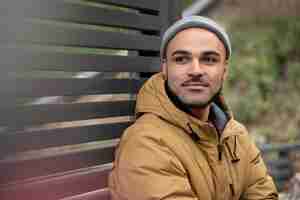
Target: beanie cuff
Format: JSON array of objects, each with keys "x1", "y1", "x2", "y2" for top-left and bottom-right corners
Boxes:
[{"x1": 160, "y1": 16, "x2": 231, "y2": 60}]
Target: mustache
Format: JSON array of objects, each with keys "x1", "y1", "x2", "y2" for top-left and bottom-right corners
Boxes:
[{"x1": 181, "y1": 77, "x2": 210, "y2": 87}]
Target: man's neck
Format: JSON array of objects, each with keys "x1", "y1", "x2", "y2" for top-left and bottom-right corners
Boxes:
[{"x1": 190, "y1": 105, "x2": 210, "y2": 122}]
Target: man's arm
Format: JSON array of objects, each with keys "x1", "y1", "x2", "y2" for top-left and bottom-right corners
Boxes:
[
  {"x1": 109, "y1": 127, "x2": 197, "y2": 200},
  {"x1": 242, "y1": 141, "x2": 279, "y2": 200}
]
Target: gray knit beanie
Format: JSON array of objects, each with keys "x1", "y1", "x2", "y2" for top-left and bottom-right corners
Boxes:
[{"x1": 161, "y1": 16, "x2": 231, "y2": 60}]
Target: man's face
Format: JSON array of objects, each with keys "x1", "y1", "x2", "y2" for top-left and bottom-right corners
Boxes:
[{"x1": 162, "y1": 28, "x2": 228, "y2": 108}]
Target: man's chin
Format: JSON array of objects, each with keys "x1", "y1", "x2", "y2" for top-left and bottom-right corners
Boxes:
[
  {"x1": 180, "y1": 98, "x2": 212, "y2": 108},
  {"x1": 185, "y1": 101, "x2": 211, "y2": 108},
  {"x1": 179, "y1": 92, "x2": 220, "y2": 108},
  {"x1": 185, "y1": 87, "x2": 222, "y2": 108}
]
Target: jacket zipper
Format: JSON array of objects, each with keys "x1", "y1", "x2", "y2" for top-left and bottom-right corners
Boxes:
[
  {"x1": 217, "y1": 143, "x2": 223, "y2": 161},
  {"x1": 215, "y1": 125, "x2": 223, "y2": 161},
  {"x1": 214, "y1": 125, "x2": 238, "y2": 198}
]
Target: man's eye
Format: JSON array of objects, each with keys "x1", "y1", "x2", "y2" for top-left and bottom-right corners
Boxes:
[
  {"x1": 202, "y1": 56, "x2": 218, "y2": 64},
  {"x1": 174, "y1": 56, "x2": 190, "y2": 64}
]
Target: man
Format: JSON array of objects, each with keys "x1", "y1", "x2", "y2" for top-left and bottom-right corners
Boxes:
[{"x1": 109, "y1": 16, "x2": 278, "y2": 200}]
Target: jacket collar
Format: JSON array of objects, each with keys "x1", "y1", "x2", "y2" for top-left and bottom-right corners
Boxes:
[{"x1": 135, "y1": 73, "x2": 240, "y2": 141}]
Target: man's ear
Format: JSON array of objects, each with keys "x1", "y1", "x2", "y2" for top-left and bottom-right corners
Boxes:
[
  {"x1": 222, "y1": 60, "x2": 229, "y2": 80},
  {"x1": 161, "y1": 59, "x2": 167, "y2": 79}
]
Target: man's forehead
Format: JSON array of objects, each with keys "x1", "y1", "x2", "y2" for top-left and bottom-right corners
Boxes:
[{"x1": 166, "y1": 28, "x2": 226, "y2": 56}]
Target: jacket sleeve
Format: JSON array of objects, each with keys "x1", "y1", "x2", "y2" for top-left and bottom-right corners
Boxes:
[
  {"x1": 109, "y1": 127, "x2": 198, "y2": 200},
  {"x1": 242, "y1": 140, "x2": 279, "y2": 200}
]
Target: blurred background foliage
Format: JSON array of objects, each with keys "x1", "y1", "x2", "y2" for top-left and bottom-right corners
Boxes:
[
  {"x1": 226, "y1": 17, "x2": 300, "y2": 144},
  {"x1": 182, "y1": 0, "x2": 300, "y2": 144}
]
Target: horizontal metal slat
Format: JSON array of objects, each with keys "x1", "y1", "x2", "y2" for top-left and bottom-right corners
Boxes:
[
  {"x1": 1, "y1": 1, "x2": 161, "y2": 31},
  {"x1": 260, "y1": 143, "x2": 300, "y2": 153},
  {"x1": 0, "y1": 78, "x2": 143, "y2": 98},
  {"x1": 0, "y1": 140, "x2": 117, "y2": 184},
  {"x1": 266, "y1": 158, "x2": 290, "y2": 168},
  {"x1": 60, "y1": 188, "x2": 110, "y2": 200},
  {"x1": 0, "y1": 48, "x2": 160, "y2": 72},
  {"x1": 269, "y1": 168, "x2": 292, "y2": 181},
  {"x1": 0, "y1": 163, "x2": 112, "y2": 200},
  {"x1": 0, "y1": 20, "x2": 161, "y2": 51},
  {"x1": 90, "y1": 0, "x2": 160, "y2": 12},
  {"x1": 0, "y1": 122, "x2": 130, "y2": 155},
  {"x1": 0, "y1": 0, "x2": 160, "y2": 13},
  {"x1": 0, "y1": 101, "x2": 135, "y2": 127}
]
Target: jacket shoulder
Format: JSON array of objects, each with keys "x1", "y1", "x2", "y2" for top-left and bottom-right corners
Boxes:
[
  {"x1": 122, "y1": 113, "x2": 175, "y2": 142},
  {"x1": 109, "y1": 113, "x2": 198, "y2": 200}
]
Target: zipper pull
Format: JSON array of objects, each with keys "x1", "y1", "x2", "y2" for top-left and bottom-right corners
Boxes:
[
  {"x1": 230, "y1": 184, "x2": 235, "y2": 196},
  {"x1": 217, "y1": 144, "x2": 223, "y2": 161}
]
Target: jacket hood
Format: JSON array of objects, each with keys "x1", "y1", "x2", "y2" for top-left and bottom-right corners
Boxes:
[{"x1": 135, "y1": 73, "x2": 239, "y2": 140}]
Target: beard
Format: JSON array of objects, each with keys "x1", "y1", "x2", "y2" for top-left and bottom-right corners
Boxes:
[
  {"x1": 185, "y1": 86, "x2": 222, "y2": 109},
  {"x1": 164, "y1": 67, "x2": 225, "y2": 110},
  {"x1": 166, "y1": 76, "x2": 223, "y2": 109},
  {"x1": 165, "y1": 79, "x2": 223, "y2": 112}
]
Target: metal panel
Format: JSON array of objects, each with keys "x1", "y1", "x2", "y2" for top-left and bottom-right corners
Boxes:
[
  {"x1": 0, "y1": 78, "x2": 143, "y2": 98},
  {"x1": 0, "y1": 48, "x2": 160, "y2": 72},
  {"x1": 0, "y1": 101, "x2": 135, "y2": 127},
  {"x1": 0, "y1": 164, "x2": 112, "y2": 200},
  {"x1": 0, "y1": 122, "x2": 131, "y2": 155},
  {"x1": 0, "y1": 0, "x2": 167, "y2": 198},
  {"x1": 1, "y1": 1, "x2": 161, "y2": 31},
  {"x1": 0, "y1": 20, "x2": 160, "y2": 51},
  {"x1": 0, "y1": 140, "x2": 117, "y2": 184}
]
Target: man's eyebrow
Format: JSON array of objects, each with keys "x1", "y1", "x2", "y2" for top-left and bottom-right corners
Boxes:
[
  {"x1": 171, "y1": 50, "x2": 191, "y2": 57},
  {"x1": 202, "y1": 51, "x2": 221, "y2": 57}
]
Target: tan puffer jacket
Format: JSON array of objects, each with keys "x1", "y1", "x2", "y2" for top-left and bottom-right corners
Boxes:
[{"x1": 109, "y1": 73, "x2": 278, "y2": 200}]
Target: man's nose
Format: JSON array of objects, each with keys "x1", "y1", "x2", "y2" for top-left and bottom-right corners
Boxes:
[{"x1": 188, "y1": 59, "x2": 204, "y2": 76}]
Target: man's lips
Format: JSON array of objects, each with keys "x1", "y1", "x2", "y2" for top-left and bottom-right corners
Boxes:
[{"x1": 182, "y1": 82, "x2": 209, "y2": 87}]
